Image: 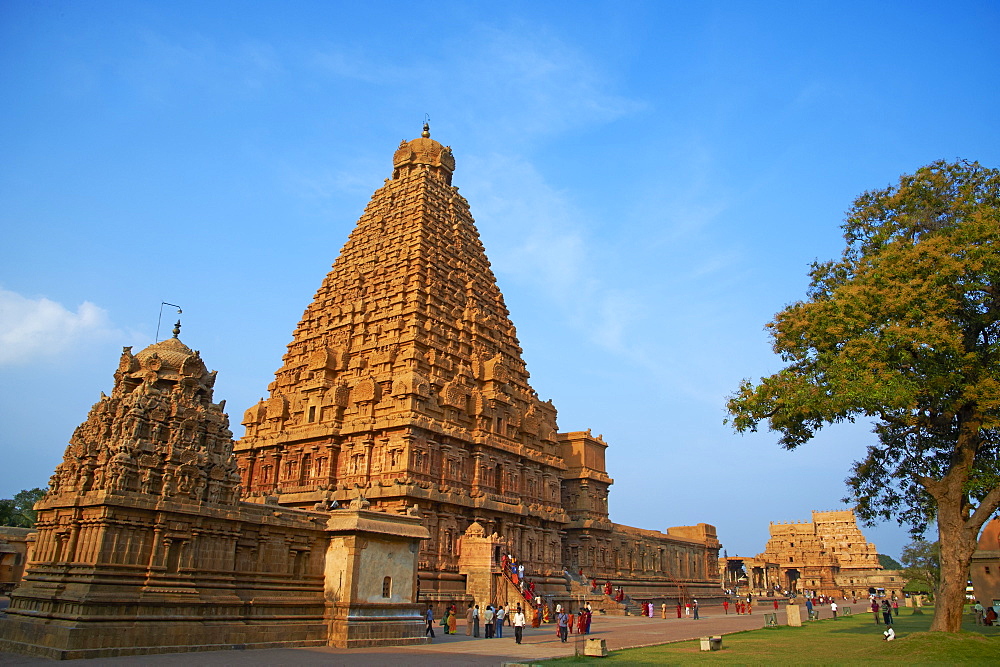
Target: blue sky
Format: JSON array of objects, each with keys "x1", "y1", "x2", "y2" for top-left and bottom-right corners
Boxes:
[{"x1": 2, "y1": 0, "x2": 997, "y2": 560}]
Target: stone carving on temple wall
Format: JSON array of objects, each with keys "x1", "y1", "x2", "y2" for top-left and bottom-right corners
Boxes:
[{"x1": 46, "y1": 326, "x2": 240, "y2": 505}]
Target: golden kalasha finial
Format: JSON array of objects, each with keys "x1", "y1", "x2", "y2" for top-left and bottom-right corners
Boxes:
[
  {"x1": 172, "y1": 320, "x2": 181, "y2": 338},
  {"x1": 422, "y1": 122, "x2": 430, "y2": 138}
]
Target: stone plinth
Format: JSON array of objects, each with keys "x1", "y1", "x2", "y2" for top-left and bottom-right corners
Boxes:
[
  {"x1": 324, "y1": 507, "x2": 430, "y2": 648},
  {"x1": 786, "y1": 603, "x2": 802, "y2": 626},
  {"x1": 585, "y1": 637, "x2": 609, "y2": 656}
]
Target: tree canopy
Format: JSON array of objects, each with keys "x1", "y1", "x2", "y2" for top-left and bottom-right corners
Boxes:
[
  {"x1": 900, "y1": 539, "x2": 939, "y2": 597},
  {"x1": 0, "y1": 488, "x2": 46, "y2": 527},
  {"x1": 877, "y1": 553, "x2": 903, "y2": 570},
  {"x1": 727, "y1": 159, "x2": 1000, "y2": 632}
]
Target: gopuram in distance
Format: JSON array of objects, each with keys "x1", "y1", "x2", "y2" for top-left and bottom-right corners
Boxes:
[
  {"x1": 721, "y1": 510, "x2": 904, "y2": 601},
  {"x1": 235, "y1": 124, "x2": 721, "y2": 609}
]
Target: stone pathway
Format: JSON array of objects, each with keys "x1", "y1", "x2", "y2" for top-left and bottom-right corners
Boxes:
[{"x1": 0, "y1": 603, "x2": 792, "y2": 665}]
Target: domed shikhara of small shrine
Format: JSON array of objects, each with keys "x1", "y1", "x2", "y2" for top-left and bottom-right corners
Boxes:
[{"x1": 47, "y1": 323, "x2": 241, "y2": 505}]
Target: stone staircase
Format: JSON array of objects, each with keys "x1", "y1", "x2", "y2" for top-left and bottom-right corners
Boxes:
[
  {"x1": 561, "y1": 571, "x2": 641, "y2": 616},
  {"x1": 618, "y1": 594, "x2": 644, "y2": 616}
]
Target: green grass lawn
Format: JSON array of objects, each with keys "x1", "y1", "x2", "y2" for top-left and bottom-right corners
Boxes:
[{"x1": 546, "y1": 607, "x2": 1000, "y2": 665}]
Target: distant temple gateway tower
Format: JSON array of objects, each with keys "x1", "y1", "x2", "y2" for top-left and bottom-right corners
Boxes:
[
  {"x1": 234, "y1": 124, "x2": 721, "y2": 603},
  {"x1": 721, "y1": 510, "x2": 904, "y2": 600}
]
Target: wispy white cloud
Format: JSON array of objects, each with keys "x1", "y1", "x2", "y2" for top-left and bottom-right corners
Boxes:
[
  {"x1": 448, "y1": 26, "x2": 644, "y2": 138},
  {"x1": 0, "y1": 289, "x2": 117, "y2": 365},
  {"x1": 310, "y1": 23, "x2": 643, "y2": 143},
  {"x1": 463, "y1": 153, "x2": 641, "y2": 350}
]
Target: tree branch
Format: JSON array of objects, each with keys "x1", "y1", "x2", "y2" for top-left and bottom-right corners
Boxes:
[{"x1": 968, "y1": 485, "x2": 1000, "y2": 532}]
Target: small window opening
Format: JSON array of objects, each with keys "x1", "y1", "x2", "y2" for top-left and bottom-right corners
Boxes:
[
  {"x1": 382, "y1": 576, "x2": 392, "y2": 598},
  {"x1": 308, "y1": 406, "x2": 317, "y2": 423}
]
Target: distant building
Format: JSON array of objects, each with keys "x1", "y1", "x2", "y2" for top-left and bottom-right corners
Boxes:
[
  {"x1": 971, "y1": 517, "x2": 1000, "y2": 605},
  {"x1": 746, "y1": 510, "x2": 905, "y2": 598},
  {"x1": 0, "y1": 528, "x2": 34, "y2": 594}
]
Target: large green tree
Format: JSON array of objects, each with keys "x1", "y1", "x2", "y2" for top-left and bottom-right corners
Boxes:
[{"x1": 727, "y1": 160, "x2": 1000, "y2": 632}]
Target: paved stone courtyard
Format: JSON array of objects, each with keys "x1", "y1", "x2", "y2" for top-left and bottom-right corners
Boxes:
[{"x1": 1, "y1": 601, "x2": 793, "y2": 665}]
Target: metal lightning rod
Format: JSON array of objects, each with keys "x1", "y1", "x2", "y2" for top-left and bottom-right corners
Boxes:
[{"x1": 155, "y1": 302, "x2": 183, "y2": 342}]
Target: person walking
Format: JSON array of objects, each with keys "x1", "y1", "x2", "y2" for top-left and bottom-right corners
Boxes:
[
  {"x1": 425, "y1": 605, "x2": 436, "y2": 639},
  {"x1": 448, "y1": 604, "x2": 458, "y2": 635},
  {"x1": 556, "y1": 609, "x2": 569, "y2": 642},
  {"x1": 513, "y1": 605, "x2": 526, "y2": 644},
  {"x1": 442, "y1": 605, "x2": 451, "y2": 635},
  {"x1": 495, "y1": 605, "x2": 505, "y2": 638},
  {"x1": 881, "y1": 600, "x2": 893, "y2": 626},
  {"x1": 871, "y1": 599, "x2": 881, "y2": 624},
  {"x1": 693, "y1": 599, "x2": 700, "y2": 620},
  {"x1": 831, "y1": 601, "x2": 838, "y2": 619}
]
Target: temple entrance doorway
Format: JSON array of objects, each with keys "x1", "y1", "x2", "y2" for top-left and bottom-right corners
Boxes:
[{"x1": 785, "y1": 568, "x2": 800, "y2": 593}]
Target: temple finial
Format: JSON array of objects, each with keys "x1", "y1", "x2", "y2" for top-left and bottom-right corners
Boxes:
[
  {"x1": 422, "y1": 113, "x2": 431, "y2": 138},
  {"x1": 172, "y1": 320, "x2": 181, "y2": 338}
]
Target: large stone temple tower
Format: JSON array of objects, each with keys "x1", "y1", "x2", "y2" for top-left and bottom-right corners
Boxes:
[
  {"x1": 235, "y1": 125, "x2": 721, "y2": 604},
  {"x1": 235, "y1": 125, "x2": 569, "y2": 599}
]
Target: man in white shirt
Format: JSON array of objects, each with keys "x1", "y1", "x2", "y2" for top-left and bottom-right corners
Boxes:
[
  {"x1": 495, "y1": 605, "x2": 506, "y2": 638},
  {"x1": 512, "y1": 605, "x2": 526, "y2": 644},
  {"x1": 484, "y1": 605, "x2": 495, "y2": 638}
]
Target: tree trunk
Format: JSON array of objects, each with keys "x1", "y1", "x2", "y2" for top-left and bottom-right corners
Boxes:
[{"x1": 930, "y1": 493, "x2": 979, "y2": 632}]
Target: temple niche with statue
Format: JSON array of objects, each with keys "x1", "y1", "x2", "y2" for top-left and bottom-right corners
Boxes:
[{"x1": 234, "y1": 124, "x2": 721, "y2": 609}]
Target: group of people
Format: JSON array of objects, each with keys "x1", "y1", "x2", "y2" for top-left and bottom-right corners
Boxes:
[
  {"x1": 973, "y1": 601, "x2": 999, "y2": 626},
  {"x1": 870, "y1": 598, "x2": 898, "y2": 625},
  {"x1": 594, "y1": 580, "x2": 627, "y2": 603},
  {"x1": 460, "y1": 603, "x2": 506, "y2": 638},
  {"x1": 500, "y1": 553, "x2": 540, "y2": 607},
  {"x1": 553, "y1": 602, "x2": 594, "y2": 641},
  {"x1": 721, "y1": 599, "x2": 753, "y2": 615},
  {"x1": 425, "y1": 603, "x2": 529, "y2": 643}
]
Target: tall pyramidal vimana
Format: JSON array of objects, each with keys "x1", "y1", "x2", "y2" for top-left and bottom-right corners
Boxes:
[{"x1": 235, "y1": 125, "x2": 721, "y2": 602}]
